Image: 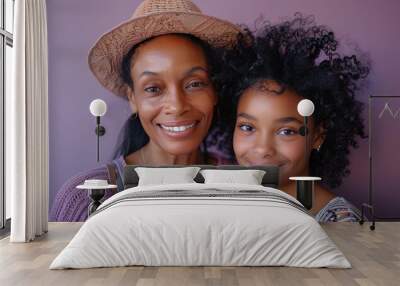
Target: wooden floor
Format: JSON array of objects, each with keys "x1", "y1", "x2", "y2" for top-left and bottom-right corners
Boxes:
[{"x1": 0, "y1": 222, "x2": 399, "y2": 286}]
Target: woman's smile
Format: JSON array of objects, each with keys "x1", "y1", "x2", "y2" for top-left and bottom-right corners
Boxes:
[{"x1": 157, "y1": 120, "x2": 199, "y2": 138}]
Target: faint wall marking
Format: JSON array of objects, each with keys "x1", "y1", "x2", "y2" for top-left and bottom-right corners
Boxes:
[{"x1": 378, "y1": 103, "x2": 400, "y2": 119}]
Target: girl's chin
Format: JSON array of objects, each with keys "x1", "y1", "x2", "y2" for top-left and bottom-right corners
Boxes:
[{"x1": 237, "y1": 158, "x2": 284, "y2": 167}]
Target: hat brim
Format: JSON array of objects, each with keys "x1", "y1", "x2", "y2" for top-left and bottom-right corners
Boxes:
[{"x1": 88, "y1": 12, "x2": 242, "y2": 97}]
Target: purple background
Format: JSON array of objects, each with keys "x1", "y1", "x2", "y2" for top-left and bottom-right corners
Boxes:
[{"x1": 47, "y1": 0, "x2": 400, "y2": 217}]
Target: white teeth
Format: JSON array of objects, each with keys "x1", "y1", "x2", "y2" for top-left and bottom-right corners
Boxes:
[{"x1": 160, "y1": 123, "x2": 196, "y2": 132}]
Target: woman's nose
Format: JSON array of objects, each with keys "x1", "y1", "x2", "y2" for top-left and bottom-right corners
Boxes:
[{"x1": 163, "y1": 87, "x2": 190, "y2": 115}]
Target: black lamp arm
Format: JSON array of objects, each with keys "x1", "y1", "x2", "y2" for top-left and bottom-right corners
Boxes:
[{"x1": 94, "y1": 116, "x2": 106, "y2": 162}]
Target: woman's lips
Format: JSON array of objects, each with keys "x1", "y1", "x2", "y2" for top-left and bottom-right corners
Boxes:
[
  {"x1": 157, "y1": 121, "x2": 199, "y2": 139},
  {"x1": 160, "y1": 122, "x2": 196, "y2": 132}
]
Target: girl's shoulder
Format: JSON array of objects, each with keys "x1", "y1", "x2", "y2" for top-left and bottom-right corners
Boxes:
[{"x1": 315, "y1": 196, "x2": 362, "y2": 222}]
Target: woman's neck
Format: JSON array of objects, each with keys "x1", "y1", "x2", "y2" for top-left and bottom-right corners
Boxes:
[{"x1": 125, "y1": 141, "x2": 203, "y2": 165}]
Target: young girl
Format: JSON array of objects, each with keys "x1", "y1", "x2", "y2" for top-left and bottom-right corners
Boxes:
[{"x1": 216, "y1": 15, "x2": 369, "y2": 221}]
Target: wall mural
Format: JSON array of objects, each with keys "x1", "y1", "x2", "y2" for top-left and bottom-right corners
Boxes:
[{"x1": 46, "y1": 0, "x2": 400, "y2": 221}]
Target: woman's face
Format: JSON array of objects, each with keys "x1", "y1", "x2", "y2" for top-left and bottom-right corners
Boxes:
[
  {"x1": 233, "y1": 81, "x2": 323, "y2": 187},
  {"x1": 128, "y1": 34, "x2": 217, "y2": 155}
]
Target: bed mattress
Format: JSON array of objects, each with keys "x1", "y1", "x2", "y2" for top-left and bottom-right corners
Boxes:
[{"x1": 50, "y1": 183, "x2": 350, "y2": 269}]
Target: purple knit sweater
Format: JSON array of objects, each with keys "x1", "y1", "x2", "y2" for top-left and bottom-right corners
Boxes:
[{"x1": 50, "y1": 156, "x2": 126, "y2": 221}]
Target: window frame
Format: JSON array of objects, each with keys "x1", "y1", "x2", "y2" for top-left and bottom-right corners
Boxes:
[{"x1": 1, "y1": 0, "x2": 14, "y2": 231}]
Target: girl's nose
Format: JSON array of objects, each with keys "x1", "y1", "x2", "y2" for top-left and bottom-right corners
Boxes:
[{"x1": 253, "y1": 133, "x2": 276, "y2": 158}]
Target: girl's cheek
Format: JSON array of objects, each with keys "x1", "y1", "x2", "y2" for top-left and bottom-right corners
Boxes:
[
  {"x1": 280, "y1": 143, "x2": 306, "y2": 165},
  {"x1": 233, "y1": 134, "x2": 245, "y2": 156},
  {"x1": 234, "y1": 134, "x2": 253, "y2": 162}
]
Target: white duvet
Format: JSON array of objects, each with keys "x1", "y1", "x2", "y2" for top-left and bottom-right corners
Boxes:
[{"x1": 50, "y1": 183, "x2": 350, "y2": 269}]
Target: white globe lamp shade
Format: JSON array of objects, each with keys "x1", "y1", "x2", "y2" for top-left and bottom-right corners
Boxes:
[
  {"x1": 297, "y1": 99, "x2": 315, "y2": 117},
  {"x1": 90, "y1": 99, "x2": 107, "y2": 117}
]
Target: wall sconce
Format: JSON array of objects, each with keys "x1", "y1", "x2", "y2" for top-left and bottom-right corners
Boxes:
[
  {"x1": 89, "y1": 99, "x2": 107, "y2": 162},
  {"x1": 290, "y1": 99, "x2": 321, "y2": 210},
  {"x1": 297, "y1": 99, "x2": 315, "y2": 140}
]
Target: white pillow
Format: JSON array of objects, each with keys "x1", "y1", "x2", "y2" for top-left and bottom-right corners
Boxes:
[
  {"x1": 135, "y1": 167, "x2": 201, "y2": 186},
  {"x1": 200, "y1": 169, "x2": 266, "y2": 185}
]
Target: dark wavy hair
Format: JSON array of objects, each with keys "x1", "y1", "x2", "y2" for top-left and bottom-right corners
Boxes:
[
  {"x1": 112, "y1": 33, "x2": 224, "y2": 160},
  {"x1": 212, "y1": 14, "x2": 369, "y2": 188}
]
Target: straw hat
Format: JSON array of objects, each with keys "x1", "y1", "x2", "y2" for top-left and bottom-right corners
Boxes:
[{"x1": 88, "y1": 0, "x2": 242, "y2": 98}]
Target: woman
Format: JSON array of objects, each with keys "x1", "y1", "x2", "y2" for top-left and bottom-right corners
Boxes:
[
  {"x1": 216, "y1": 15, "x2": 369, "y2": 221},
  {"x1": 50, "y1": 0, "x2": 240, "y2": 221}
]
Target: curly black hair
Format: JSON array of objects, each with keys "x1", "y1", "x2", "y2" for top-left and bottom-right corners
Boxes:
[{"x1": 212, "y1": 14, "x2": 369, "y2": 188}]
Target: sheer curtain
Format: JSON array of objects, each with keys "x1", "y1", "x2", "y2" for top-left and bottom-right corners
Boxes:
[{"x1": 8, "y1": 0, "x2": 49, "y2": 242}]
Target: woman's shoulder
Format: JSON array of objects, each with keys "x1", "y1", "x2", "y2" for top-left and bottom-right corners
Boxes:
[
  {"x1": 49, "y1": 164, "x2": 112, "y2": 222},
  {"x1": 55, "y1": 156, "x2": 126, "y2": 195},
  {"x1": 59, "y1": 165, "x2": 109, "y2": 190}
]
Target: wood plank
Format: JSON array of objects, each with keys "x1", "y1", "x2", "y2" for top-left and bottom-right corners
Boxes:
[{"x1": 0, "y1": 222, "x2": 399, "y2": 286}]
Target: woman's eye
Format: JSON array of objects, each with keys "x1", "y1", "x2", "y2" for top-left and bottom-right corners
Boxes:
[
  {"x1": 277, "y1": 128, "x2": 298, "y2": 136},
  {"x1": 186, "y1": 81, "x2": 207, "y2": 89},
  {"x1": 144, "y1": 86, "x2": 161, "y2": 94},
  {"x1": 238, "y1": 124, "x2": 254, "y2": 132}
]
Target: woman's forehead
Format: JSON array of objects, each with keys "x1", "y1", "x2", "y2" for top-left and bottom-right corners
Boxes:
[{"x1": 131, "y1": 35, "x2": 208, "y2": 72}]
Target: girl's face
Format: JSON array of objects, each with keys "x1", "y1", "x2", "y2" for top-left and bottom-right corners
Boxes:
[
  {"x1": 233, "y1": 81, "x2": 323, "y2": 187},
  {"x1": 128, "y1": 34, "x2": 217, "y2": 155}
]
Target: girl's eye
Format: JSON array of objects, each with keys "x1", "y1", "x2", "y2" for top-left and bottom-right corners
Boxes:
[
  {"x1": 238, "y1": 124, "x2": 255, "y2": 132},
  {"x1": 277, "y1": 128, "x2": 298, "y2": 136},
  {"x1": 144, "y1": 86, "x2": 161, "y2": 94}
]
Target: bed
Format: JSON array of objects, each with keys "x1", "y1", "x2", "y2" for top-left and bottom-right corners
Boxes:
[{"x1": 50, "y1": 165, "x2": 350, "y2": 269}]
